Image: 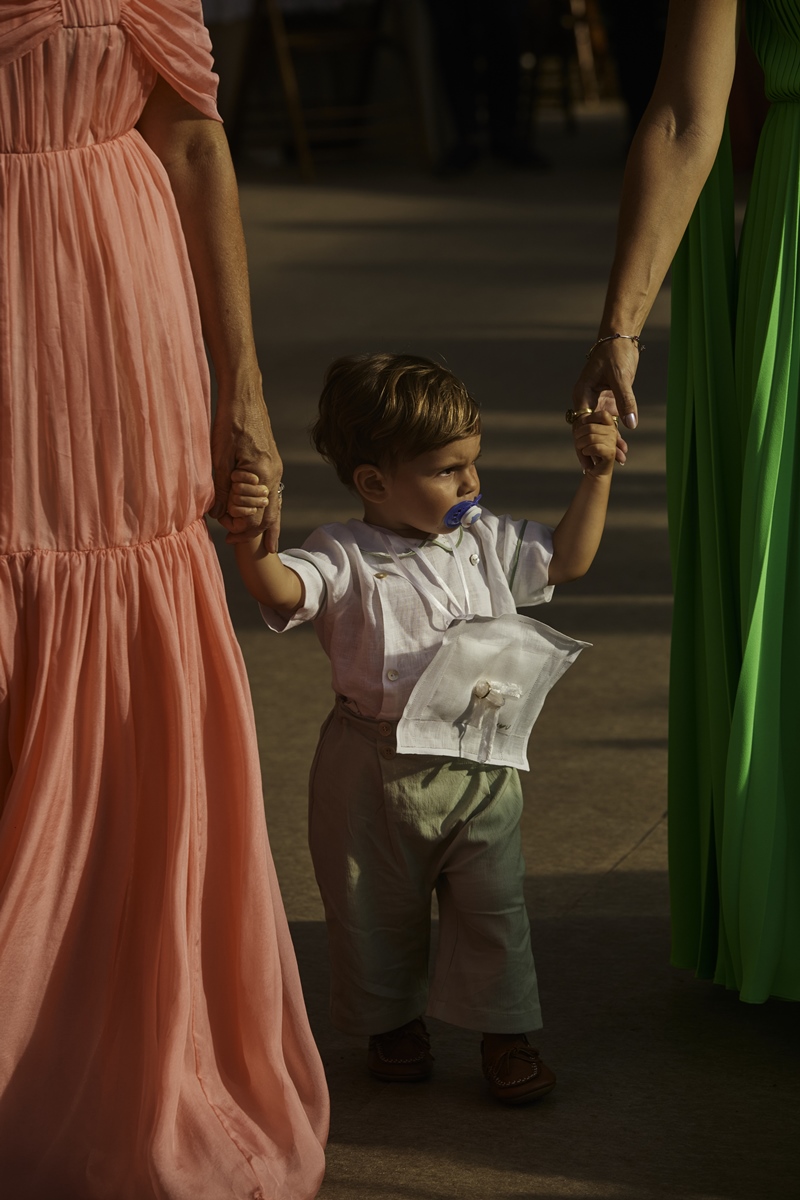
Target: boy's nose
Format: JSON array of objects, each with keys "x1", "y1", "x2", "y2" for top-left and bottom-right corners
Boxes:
[{"x1": 460, "y1": 468, "x2": 480, "y2": 495}]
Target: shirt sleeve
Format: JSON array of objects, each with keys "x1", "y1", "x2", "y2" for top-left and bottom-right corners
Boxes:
[
  {"x1": 258, "y1": 526, "x2": 354, "y2": 632},
  {"x1": 496, "y1": 515, "x2": 555, "y2": 607}
]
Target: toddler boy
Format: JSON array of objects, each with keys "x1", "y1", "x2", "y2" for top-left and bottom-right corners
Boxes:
[{"x1": 231, "y1": 353, "x2": 619, "y2": 1104}]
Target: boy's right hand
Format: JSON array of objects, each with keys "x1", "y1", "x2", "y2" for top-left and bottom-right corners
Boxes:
[{"x1": 226, "y1": 470, "x2": 274, "y2": 542}]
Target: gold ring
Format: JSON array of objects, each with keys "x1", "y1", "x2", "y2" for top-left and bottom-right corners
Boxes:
[{"x1": 565, "y1": 408, "x2": 593, "y2": 424}]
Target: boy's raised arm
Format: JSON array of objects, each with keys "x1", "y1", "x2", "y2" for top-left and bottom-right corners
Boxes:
[{"x1": 549, "y1": 411, "x2": 617, "y2": 585}]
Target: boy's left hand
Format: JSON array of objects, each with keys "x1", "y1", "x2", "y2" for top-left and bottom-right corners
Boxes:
[{"x1": 572, "y1": 411, "x2": 620, "y2": 476}]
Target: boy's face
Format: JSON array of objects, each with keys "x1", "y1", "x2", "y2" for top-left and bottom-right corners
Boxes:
[{"x1": 360, "y1": 435, "x2": 482, "y2": 538}]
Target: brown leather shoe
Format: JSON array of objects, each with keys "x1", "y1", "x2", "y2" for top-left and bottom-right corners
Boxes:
[
  {"x1": 481, "y1": 1034, "x2": 556, "y2": 1105},
  {"x1": 367, "y1": 1018, "x2": 434, "y2": 1082}
]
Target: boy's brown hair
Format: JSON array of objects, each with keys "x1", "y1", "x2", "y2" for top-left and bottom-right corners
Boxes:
[{"x1": 311, "y1": 353, "x2": 481, "y2": 488}]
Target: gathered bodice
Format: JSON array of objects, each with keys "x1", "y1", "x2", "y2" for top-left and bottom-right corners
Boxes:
[
  {"x1": 0, "y1": 8, "x2": 154, "y2": 152},
  {"x1": 749, "y1": 0, "x2": 800, "y2": 102},
  {"x1": 0, "y1": 0, "x2": 219, "y2": 154}
]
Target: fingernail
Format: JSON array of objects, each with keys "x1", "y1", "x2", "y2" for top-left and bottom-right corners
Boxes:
[{"x1": 624, "y1": 413, "x2": 637, "y2": 429}]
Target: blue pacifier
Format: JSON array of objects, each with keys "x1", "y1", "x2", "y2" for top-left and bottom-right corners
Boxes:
[{"x1": 444, "y1": 494, "x2": 483, "y2": 528}]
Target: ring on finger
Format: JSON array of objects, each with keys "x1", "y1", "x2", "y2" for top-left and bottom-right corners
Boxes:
[{"x1": 565, "y1": 407, "x2": 594, "y2": 424}]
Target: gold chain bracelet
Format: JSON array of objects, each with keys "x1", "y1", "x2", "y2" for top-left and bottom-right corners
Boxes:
[{"x1": 586, "y1": 332, "x2": 644, "y2": 360}]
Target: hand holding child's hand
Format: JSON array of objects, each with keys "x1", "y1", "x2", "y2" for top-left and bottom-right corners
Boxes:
[
  {"x1": 226, "y1": 470, "x2": 276, "y2": 543},
  {"x1": 571, "y1": 411, "x2": 619, "y2": 477}
]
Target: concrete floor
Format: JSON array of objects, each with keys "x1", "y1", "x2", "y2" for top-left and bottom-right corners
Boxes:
[{"x1": 214, "y1": 112, "x2": 800, "y2": 1199}]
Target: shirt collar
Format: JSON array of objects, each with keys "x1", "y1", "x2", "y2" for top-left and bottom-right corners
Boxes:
[{"x1": 348, "y1": 519, "x2": 463, "y2": 559}]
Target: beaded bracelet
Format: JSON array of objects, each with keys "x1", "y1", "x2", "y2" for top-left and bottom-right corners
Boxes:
[{"x1": 586, "y1": 332, "x2": 644, "y2": 360}]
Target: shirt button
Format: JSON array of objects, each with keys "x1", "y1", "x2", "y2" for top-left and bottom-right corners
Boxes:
[
  {"x1": 386, "y1": 668, "x2": 399, "y2": 682},
  {"x1": 378, "y1": 722, "x2": 392, "y2": 736},
  {"x1": 469, "y1": 553, "x2": 480, "y2": 566},
  {"x1": 374, "y1": 571, "x2": 388, "y2": 579},
  {"x1": 380, "y1": 746, "x2": 395, "y2": 760}
]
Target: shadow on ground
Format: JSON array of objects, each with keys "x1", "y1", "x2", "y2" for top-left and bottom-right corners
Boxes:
[{"x1": 291, "y1": 882, "x2": 800, "y2": 1200}]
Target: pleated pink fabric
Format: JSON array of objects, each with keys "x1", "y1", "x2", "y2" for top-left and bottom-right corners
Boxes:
[{"x1": 0, "y1": 2, "x2": 329, "y2": 1195}]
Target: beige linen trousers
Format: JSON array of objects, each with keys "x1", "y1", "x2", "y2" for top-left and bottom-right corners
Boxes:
[{"x1": 309, "y1": 699, "x2": 542, "y2": 1036}]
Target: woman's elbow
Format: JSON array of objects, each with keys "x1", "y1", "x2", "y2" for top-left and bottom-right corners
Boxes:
[
  {"x1": 157, "y1": 121, "x2": 229, "y2": 179},
  {"x1": 639, "y1": 102, "x2": 726, "y2": 162}
]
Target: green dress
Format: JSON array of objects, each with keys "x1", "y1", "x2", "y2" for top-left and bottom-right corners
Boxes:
[{"x1": 668, "y1": 0, "x2": 800, "y2": 1002}]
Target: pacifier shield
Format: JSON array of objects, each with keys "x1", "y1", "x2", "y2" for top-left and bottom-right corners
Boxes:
[{"x1": 444, "y1": 494, "x2": 483, "y2": 528}]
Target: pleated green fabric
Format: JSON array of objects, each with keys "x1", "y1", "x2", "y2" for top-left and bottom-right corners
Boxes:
[{"x1": 668, "y1": 0, "x2": 800, "y2": 1002}]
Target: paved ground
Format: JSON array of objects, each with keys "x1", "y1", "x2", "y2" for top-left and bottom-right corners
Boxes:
[{"x1": 212, "y1": 112, "x2": 799, "y2": 1200}]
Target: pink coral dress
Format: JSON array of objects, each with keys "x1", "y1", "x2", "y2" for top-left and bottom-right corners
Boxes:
[{"x1": 0, "y1": 1, "x2": 328, "y2": 1195}]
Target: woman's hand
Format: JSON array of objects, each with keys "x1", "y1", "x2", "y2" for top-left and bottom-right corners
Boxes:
[
  {"x1": 209, "y1": 381, "x2": 284, "y2": 550},
  {"x1": 572, "y1": 337, "x2": 640, "y2": 442}
]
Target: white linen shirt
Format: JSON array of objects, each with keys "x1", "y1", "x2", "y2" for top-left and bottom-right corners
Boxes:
[{"x1": 259, "y1": 511, "x2": 554, "y2": 720}]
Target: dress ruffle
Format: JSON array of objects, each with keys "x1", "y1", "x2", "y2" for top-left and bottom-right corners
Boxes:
[
  {"x1": 122, "y1": 0, "x2": 220, "y2": 121},
  {"x1": 0, "y1": 1, "x2": 219, "y2": 122}
]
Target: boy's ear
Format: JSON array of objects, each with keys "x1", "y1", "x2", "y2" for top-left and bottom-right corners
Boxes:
[{"x1": 352, "y1": 463, "x2": 388, "y2": 503}]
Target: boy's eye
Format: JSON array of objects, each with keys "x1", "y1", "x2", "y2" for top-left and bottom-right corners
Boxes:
[{"x1": 437, "y1": 467, "x2": 454, "y2": 476}]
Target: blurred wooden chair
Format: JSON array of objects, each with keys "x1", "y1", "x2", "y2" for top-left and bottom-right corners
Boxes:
[
  {"x1": 524, "y1": 0, "x2": 616, "y2": 129},
  {"x1": 568, "y1": 0, "x2": 602, "y2": 103},
  {"x1": 233, "y1": 0, "x2": 431, "y2": 180}
]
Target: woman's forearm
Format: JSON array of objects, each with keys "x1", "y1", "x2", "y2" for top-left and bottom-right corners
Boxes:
[
  {"x1": 570, "y1": 0, "x2": 740, "y2": 428},
  {"x1": 597, "y1": 0, "x2": 740, "y2": 337},
  {"x1": 159, "y1": 124, "x2": 260, "y2": 391},
  {"x1": 598, "y1": 117, "x2": 724, "y2": 337},
  {"x1": 137, "y1": 78, "x2": 283, "y2": 543},
  {"x1": 137, "y1": 77, "x2": 260, "y2": 394}
]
